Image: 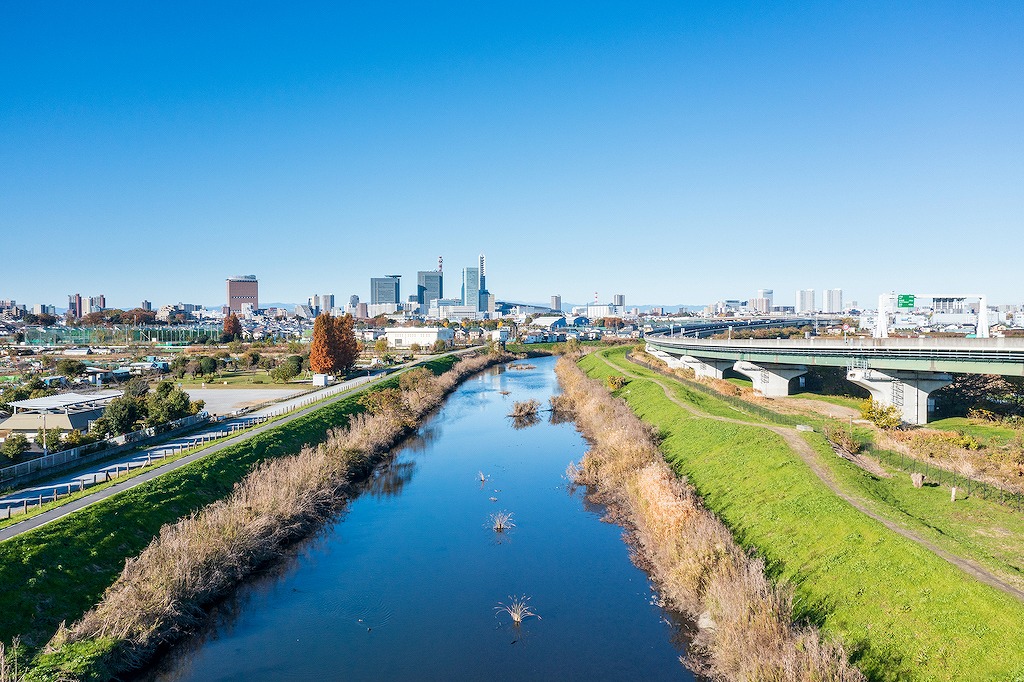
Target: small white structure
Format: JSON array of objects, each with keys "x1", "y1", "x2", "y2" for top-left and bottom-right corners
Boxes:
[
  {"x1": 313, "y1": 373, "x2": 332, "y2": 387},
  {"x1": 383, "y1": 327, "x2": 455, "y2": 349}
]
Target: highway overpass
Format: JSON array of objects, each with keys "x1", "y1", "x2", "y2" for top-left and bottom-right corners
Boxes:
[{"x1": 645, "y1": 334, "x2": 1024, "y2": 424}]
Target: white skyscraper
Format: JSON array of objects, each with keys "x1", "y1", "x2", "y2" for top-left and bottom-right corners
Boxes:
[
  {"x1": 756, "y1": 289, "x2": 774, "y2": 308},
  {"x1": 797, "y1": 289, "x2": 816, "y2": 314},
  {"x1": 823, "y1": 289, "x2": 843, "y2": 314}
]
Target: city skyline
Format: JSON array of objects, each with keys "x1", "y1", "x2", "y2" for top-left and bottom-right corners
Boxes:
[{"x1": 3, "y1": 3, "x2": 1022, "y2": 307}]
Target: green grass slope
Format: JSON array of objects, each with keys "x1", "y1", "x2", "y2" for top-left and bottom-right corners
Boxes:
[{"x1": 582, "y1": 348, "x2": 1024, "y2": 682}]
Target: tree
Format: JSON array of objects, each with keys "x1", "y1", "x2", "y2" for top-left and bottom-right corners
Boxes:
[
  {"x1": 0, "y1": 434, "x2": 30, "y2": 460},
  {"x1": 123, "y1": 308, "x2": 157, "y2": 325},
  {"x1": 431, "y1": 339, "x2": 447, "y2": 353},
  {"x1": 56, "y1": 359, "x2": 86, "y2": 379},
  {"x1": 103, "y1": 395, "x2": 144, "y2": 435},
  {"x1": 36, "y1": 427, "x2": 65, "y2": 452},
  {"x1": 199, "y1": 356, "x2": 218, "y2": 376},
  {"x1": 146, "y1": 380, "x2": 196, "y2": 426},
  {"x1": 333, "y1": 314, "x2": 359, "y2": 373},
  {"x1": 270, "y1": 362, "x2": 299, "y2": 383},
  {"x1": 309, "y1": 313, "x2": 337, "y2": 374},
  {"x1": 124, "y1": 376, "x2": 151, "y2": 399},
  {"x1": 374, "y1": 337, "x2": 389, "y2": 356},
  {"x1": 223, "y1": 313, "x2": 242, "y2": 341}
]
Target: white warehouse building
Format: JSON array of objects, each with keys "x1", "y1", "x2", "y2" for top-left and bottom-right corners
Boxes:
[{"x1": 383, "y1": 327, "x2": 455, "y2": 349}]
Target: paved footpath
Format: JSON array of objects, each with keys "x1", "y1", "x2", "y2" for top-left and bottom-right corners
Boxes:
[{"x1": 0, "y1": 365, "x2": 417, "y2": 542}]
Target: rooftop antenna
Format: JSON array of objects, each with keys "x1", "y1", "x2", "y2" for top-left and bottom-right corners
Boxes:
[
  {"x1": 594, "y1": 291, "x2": 599, "y2": 304},
  {"x1": 438, "y1": 256, "x2": 443, "y2": 272}
]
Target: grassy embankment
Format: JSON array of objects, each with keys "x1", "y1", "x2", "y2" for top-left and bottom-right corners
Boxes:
[
  {"x1": 582, "y1": 347, "x2": 1024, "y2": 682},
  {"x1": 0, "y1": 356, "x2": 460, "y2": 671},
  {"x1": 631, "y1": 350, "x2": 1024, "y2": 590}
]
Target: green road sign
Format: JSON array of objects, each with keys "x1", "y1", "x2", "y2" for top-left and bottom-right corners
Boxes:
[{"x1": 897, "y1": 294, "x2": 915, "y2": 308}]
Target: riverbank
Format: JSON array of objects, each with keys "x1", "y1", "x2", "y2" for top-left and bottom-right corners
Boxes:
[
  {"x1": 583, "y1": 347, "x2": 1024, "y2": 681},
  {"x1": 23, "y1": 352, "x2": 510, "y2": 680},
  {"x1": 133, "y1": 354, "x2": 694, "y2": 681},
  {"x1": 557, "y1": 354, "x2": 861, "y2": 681},
  {"x1": 0, "y1": 354, "x2": 505, "y2": 679}
]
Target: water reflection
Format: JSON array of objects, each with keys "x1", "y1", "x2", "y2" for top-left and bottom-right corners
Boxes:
[
  {"x1": 367, "y1": 457, "x2": 417, "y2": 499},
  {"x1": 548, "y1": 409, "x2": 574, "y2": 425},
  {"x1": 511, "y1": 413, "x2": 540, "y2": 430}
]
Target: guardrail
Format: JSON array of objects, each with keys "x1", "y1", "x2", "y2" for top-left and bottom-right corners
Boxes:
[
  {"x1": 647, "y1": 334, "x2": 1024, "y2": 361},
  {"x1": 0, "y1": 412, "x2": 211, "y2": 485}
]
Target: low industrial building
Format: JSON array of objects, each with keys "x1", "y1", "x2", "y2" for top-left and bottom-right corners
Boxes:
[
  {"x1": 0, "y1": 391, "x2": 123, "y2": 442},
  {"x1": 383, "y1": 327, "x2": 455, "y2": 349}
]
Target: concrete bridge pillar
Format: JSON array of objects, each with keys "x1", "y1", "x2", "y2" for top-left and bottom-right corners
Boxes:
[
  {"x1": 733, "y1": 361, "x2": 808, "y2": 397},
  {"x1": 846, "y1": 369, "x2": 952, "y2": 425},
  {"x1": 683, "y1": 356, "x2": 735, "y2": 380}
]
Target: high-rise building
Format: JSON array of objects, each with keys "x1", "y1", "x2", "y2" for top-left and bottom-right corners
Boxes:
[
  {"x1": 823, "y1": 289, "x2": 843, "y2": 314},
  {"x1": 756, "y1": 289, "x2": 774, "y2": 308},
  {"x1": 796, "y1": 289, "x2": 816, "y2": 314},
  {"x1": 370, "y1": 276, "x2": 401, "y2": 305},
  {"x1": 226, "y1": 275, "x2": 259, "y2": 313},
  {"x1": 551, "y1": 295, "x2": 562, "y2": 312},
  {"x1": 417, "y1": 270, "x2": 443, "y2": 306},
  {"x1": 461, "y1": 267, "x2": 480, "y2": 312},
  {"x1": 477, "y1": 254, "x2": 490, "y2": 313},
  {"x1": 67, "y1": 294, "x2": 83, "y2": 318},
  {"x1": 319, "y1": 294, "x2": 335, "y2": 313},
  {"x1": 613, "y1": 294, "x2": 625, "y2": 307},
  {"x1": 141, "y1": 300, "x2": 152, "y2": 311},
  {"x1": 86, "y1": 295, "x2": 106, "y2": 314}
]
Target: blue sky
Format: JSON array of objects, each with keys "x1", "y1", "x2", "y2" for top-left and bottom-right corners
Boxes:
[{"x1": 2, "y1": 1, "x2": 1022, "y2": 310}]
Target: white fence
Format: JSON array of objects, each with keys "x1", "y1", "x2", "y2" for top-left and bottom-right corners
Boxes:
[{"x1": 0, "y1": 412, "x2": 210, "y2": 485}]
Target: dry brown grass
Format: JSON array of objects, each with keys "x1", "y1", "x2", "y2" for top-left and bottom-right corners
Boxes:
[
  {"x1": 878, "y1": 429, "x2": 1024, "y2": 494},
  {"x1": 48, "y1": 352, "x2": 512, "y2": 675},
  {"x1": 510, "y1": 399, "x2": 541, "y2": 418},
  {"x1": 490, "y1": 511, "x2": 514, "y2": 533},
  {"x1": 556, "y1": 357, "x2": 863, "y2": 682}
]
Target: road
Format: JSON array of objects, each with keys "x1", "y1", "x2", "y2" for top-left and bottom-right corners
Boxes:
[{"x1": 0, "y1": 372, "x2": 383, "y2": 518}]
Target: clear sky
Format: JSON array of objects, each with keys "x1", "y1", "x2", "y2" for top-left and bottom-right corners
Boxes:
[{"x1": 2, "y1": 1, "x2": 1022, "y2": 310}]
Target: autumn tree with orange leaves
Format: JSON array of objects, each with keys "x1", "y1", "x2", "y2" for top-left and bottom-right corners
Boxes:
[
  {"x1": 223, "y1": 313, "x2": 242, "y2": 340},
  {"x1": 334, "y1": 313, "x2": 359, "y2": 373},
  {"x1": 309, "y1": 313, "x2": 338, "y2": 374}
]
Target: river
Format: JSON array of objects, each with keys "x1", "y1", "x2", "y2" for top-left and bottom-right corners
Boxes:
[{"x1": 142, "y1": 356, "x2": 696, "y2": 681}]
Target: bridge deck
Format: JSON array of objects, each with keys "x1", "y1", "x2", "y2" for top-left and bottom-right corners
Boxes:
[{"x1": 646, "y1": 335, "x2": 1024, "y2": 376}]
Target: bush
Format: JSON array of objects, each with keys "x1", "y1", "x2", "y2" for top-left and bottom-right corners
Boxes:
[
  {"x1": 606, "y1": 375, "x2": 628, "y2": 390},
  {"x1": 861, "y1": 400, "x2": 903, "y2": 429},
  {"x1": 0, "y1": 434, "x2": 29, "y2": 460}
]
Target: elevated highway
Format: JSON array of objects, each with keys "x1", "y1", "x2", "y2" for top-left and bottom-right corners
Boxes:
[{"x1": 645, "y1": 334, "x2": 1024, "y2": 424}]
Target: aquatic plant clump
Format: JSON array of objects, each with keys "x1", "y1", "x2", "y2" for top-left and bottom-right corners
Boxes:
[
  {"x1": 495, "y1": 596, "x2": 540, "y2": 625},
  {"x1": 490, "y1": 511, "x2": 514, "y2": 533},
  {"x1": 510, "y1": 399, "x2": 541, "y2": 419},
  {"x1": 555, "y1": 356, "x2": 864, "y2": 682}
]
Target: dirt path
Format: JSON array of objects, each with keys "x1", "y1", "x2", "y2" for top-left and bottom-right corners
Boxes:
[{"x1": 596, "y1": 352, "x2": 1024, "y2": 603}]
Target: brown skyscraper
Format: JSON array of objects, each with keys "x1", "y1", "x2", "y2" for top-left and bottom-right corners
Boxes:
[{"x1": 226, "y1": 275, "x2": 259, "y2": 313}]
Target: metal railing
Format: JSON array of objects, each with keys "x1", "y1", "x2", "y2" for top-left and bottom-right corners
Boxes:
[
  {"x1": 0, "y1": 412, "x2": 210, "y2": 484},
  {"x1": 866, "y1": 446, "x2": 1023, "y2": 512}
]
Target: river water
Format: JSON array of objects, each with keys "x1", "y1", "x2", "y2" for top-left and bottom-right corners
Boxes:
[{"x1": 143, "y1": 357, "x2": 695, "y2": 681}]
